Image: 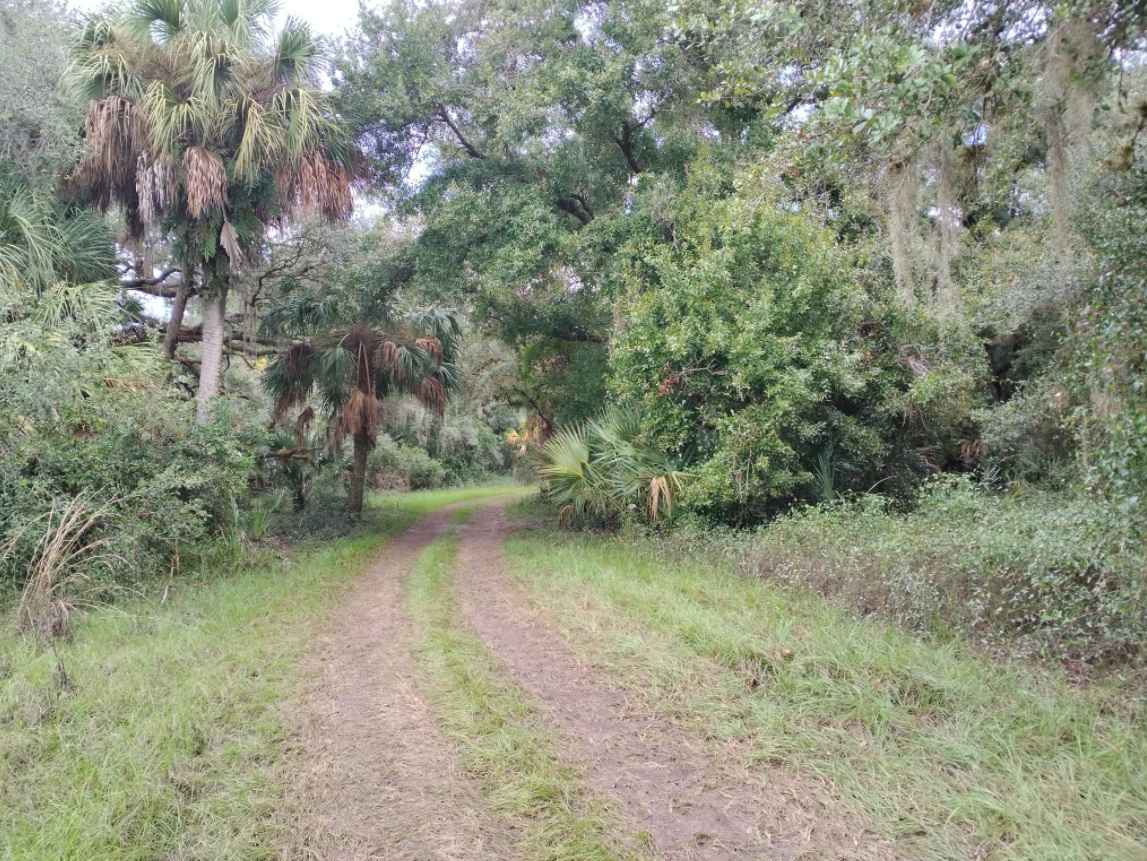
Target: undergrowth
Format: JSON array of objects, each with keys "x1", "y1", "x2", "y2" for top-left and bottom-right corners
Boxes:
[
  {"x1": 0, "y1": 486, "x2": 512, "y2": 861},
  {"x1": 406, "y1": 521, "x2": 633, "y2": 861},
  {"x1": 503, "y1": 509, "x2": 1147, "y2": 861},
  {"x1": 745, "y1": 477, "x2": 1145, "y2": 663}
]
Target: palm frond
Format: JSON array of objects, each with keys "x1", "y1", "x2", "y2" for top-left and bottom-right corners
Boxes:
[
  {"x1": 339, "y1": 387, "x2": 380, "y2": 442},
  {"x1": 129, "y1": 0, "x2": 185, "y2": 43},
  {"x1": 538, "y1": 406, "x2": 690, "y2": 525},
  {"x1": 183, "y1": 144, "x2": 228, "y2": 218},
  {"x1": 414, "y1": 376, "x2": 447, "y2": 416},
  {"x1": 272, "y1": 17, "x2": 319, "y2": 85}
]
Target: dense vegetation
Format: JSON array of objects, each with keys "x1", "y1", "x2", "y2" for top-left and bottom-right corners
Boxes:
[
  {"x1": 1, "y1": 1, "x2": 1145, "y2": 857},
  {"x1": 1, "y1": 0, "x2": 1145, "y2": 678}
]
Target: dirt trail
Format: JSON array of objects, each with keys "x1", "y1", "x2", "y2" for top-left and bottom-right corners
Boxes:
[
  {"x1": 454, "y1": 502, "x2": 899, "y2": 861},
  {"x1": 278, "y1": 505, "x2": 523, "y2": 861}
]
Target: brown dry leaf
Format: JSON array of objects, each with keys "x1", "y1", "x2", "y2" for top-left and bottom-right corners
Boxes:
[
  {"x1": 183, "y1": 145, "x2": 228, "y2": 218},
  {"x1": 219, "y1": 220, "x2": 242, "y2": 272}
]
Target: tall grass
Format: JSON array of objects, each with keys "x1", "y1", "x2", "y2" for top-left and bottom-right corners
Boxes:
[{"x1": 1, "y1": 493, "x2": 120, "y2": 640}]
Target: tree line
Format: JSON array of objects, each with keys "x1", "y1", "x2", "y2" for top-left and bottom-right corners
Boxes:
[{"x1": 1, "y1": 0, "x2": 1145, "y2": 651}]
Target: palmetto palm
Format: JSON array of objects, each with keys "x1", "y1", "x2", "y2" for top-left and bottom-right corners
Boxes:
[
  {"x1": 539, "y1": 407, "x2": 688, "y2": 526},
  {"x1": 67, "y1": 0, "x2": 357, "y2": 423},
  {"x1": 263, "y1": 302, "x2": 462, "y2": 516}
]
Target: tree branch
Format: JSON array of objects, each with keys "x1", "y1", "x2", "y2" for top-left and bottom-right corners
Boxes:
[
  {"x1": 613, "y1": 119, "x2": 647, "y2": 175},
  {"x1": 436, "y1": 104, "x2": 485, "y2": 159},
  {"x1": 556, "y1": 196, "x2": 593, "y2": 225}
]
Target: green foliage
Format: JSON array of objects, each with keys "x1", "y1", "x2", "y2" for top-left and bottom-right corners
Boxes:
[
  {"x1": 0, "y1": 389, "x2": 264, "y2": 590},
  {"x1": 610, "y1": 162, "x2": 886, "y2": 520},
  {"x1": 0, "y1": 0, "x2": 84, "y2": 186},
  {"x1": 752, "y1": 478, "x2": 1143, "y2": 662},
  {"x1": 1077, "y1": 150, "x2": 1147, "y2": 558},
  {"x1": 368, "y1": 434, "x2": 447, "y2": 491},
  {"x1": 336, "y1": 0, "x2": 696, "y2": 429},
  {"x1": 539, "y1": 407, "x2": 687, "y2": 525}
]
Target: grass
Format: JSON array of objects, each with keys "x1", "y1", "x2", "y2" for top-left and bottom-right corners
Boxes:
[
  {"x1": 502, "y1": 504, "x2": 1147, "y2": 861},
  {"x1": 405, "y1": 516, "x2": 633, "y2": 861},
  {"x1": 0, "y1": 485, "x2": 515, "y2": 861}
]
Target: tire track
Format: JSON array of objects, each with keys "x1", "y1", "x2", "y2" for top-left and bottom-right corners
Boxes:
[
  {"x1": 278, "y1": 505, "x2": 523, "y2": 861},
  {"x1": 454, "y1": 502, "x2": 900, "y2": 861}
]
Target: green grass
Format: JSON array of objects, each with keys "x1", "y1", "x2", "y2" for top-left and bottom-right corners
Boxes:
[
  {"x1": 502, "y1": 515, "x2": 1147, "y2": 861},
  {"x1": 406, "y1": 527, "x2": 633, "y2": 861},
  {"x1": 0, "y1": 485, "x2": 516, "y2": 861}
]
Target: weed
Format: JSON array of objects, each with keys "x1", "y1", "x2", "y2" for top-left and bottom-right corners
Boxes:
[{"x1": 2, "y1": 493, "x2": 121, "y2": 641}]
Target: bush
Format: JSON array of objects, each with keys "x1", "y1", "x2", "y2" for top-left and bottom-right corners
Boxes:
[
  {"x1": 367, "y1": 434, "x2": 446, "y2": 491},
  {"x1": 538, "y1": 407, "x2": 687, "y2": 526},
  {"x1": 0, "y1": 389, "x2": 262, "y2": 593},
  {"x1": 748, "y1": 477, "x2": 1144, "y2": 662}
]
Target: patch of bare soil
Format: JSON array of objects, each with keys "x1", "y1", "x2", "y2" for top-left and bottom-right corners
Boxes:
[
  {"x1": 277, "y1": 507, "x2": 523, "y2": 861},
  {"x1": 455, "y1": 503, "x2": 903, "y2": 861}
]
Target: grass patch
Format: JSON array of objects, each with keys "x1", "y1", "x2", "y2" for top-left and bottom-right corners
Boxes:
[
  {"x1": 0, "y1": 485, "x2": 514, "y2": 861},
  {"x1": 503, "y1": 521, "x2": 1147, "y2": 861},
  {"x1": 406, "y1": 531, "x2": 632, "y2": 861}
]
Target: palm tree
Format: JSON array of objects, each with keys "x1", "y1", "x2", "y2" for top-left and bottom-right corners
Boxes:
[
  {"x1": 263, "y1": 302, "x2": 462, "y2": 516},
  {"x1": 66, "y1": 0, "x2": 358, "y2": 423},
  {"x1": 539, "y1": 407, "x2": 688, "y2": 526}
]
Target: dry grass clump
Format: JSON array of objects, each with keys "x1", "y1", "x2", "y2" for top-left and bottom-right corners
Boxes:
[{"x1": 2, "y1": 493, "x2": 120, "y2": 641}]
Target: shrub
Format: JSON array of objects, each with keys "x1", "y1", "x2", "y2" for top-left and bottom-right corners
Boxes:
[
  {"x1": 538, "y1": 407, "x2": 687, "y2": 526},
  {"x1": 748, "y1": 477, "x2": 1144, "y2": 662},
  {"x1": 0, "y1": 390, "x2": 260, "y2": 592},
  {"x1": 367, "y1": 434, "x2": 446, "y2": 491}
]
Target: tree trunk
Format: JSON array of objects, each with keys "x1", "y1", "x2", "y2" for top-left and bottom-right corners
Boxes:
[
  {"x1": 195, "y1": 286, "x2": 227, "y2": 424},
  {"x1": 163, "y1": 283, "x2": 190, "y2": 360},
  {"x1": 348, "y1": 427, "x2": 370, "y2": 518}
]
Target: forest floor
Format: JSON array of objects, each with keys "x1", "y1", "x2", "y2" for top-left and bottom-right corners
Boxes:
[{"x1": 3, "y1": 490, "x2": 1144, "y2": 860}]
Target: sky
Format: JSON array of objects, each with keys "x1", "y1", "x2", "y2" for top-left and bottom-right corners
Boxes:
[{"x1": 69, "y1": 0, "x2": 372, "y2": 39}]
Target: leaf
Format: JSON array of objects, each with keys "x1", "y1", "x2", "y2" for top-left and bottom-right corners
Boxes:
[{"x1": 219, "y1": 219, "x2": 241, "y2": 273}]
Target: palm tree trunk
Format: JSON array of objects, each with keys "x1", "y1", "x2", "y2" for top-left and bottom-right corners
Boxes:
[
  {"x1": 348, "y1": 426, "x2": 370, "y2": 518},
  {"x1": 163, "y1": 283, "x2": 190, "y2": 360},
  {"x1": 196, "y1": 287, "x2": 226, "y2": 424}
]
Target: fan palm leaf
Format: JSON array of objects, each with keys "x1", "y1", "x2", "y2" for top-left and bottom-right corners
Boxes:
[{"x1": 539, "y1": 406, "x2": 689, "y2": 525}]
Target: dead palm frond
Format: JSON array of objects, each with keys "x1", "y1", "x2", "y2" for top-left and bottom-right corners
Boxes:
[
  {"x1": 183, "y1": 144, "x2": 228, "y2": 218},
  {"x1": 339, "y1": 387, "x2": 380, "y2": 441}
]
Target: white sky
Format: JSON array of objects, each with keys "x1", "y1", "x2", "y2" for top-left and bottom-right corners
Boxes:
[{"x1": 68, "y1": 0, "x2": 373, "y2": 39}]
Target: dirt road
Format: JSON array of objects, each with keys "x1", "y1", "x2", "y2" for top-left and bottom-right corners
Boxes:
[{"x1": 279, "y1": 499, "x2": 898, "y2": 861}]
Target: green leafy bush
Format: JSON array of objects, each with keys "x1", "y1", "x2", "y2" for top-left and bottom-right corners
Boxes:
[
  {"x1": 610, "y1": 161, "x2": 896, "y2": 522},
  {"x1": 0, "y1": 387, "x2": 263, "y2": 593},
  {"x1": 749, "y1": 478, "x2": 1143, "y2": 662},
  {"x1": 367, "y1": 434, "x2": 447, "y2": 491}
]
